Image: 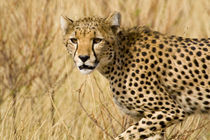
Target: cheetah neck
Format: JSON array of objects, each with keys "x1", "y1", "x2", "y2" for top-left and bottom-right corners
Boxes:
[
  {"x1": 97, "y1": 26, "x2": 158, "y2": 81},
  {"x1": 96, "y1": 48, "x2": 120, "y2": 80},
  {"x1": 96, "y1": 29, "x2": 130, "y2": 80}
]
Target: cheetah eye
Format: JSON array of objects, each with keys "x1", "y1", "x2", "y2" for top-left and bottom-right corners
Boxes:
[
  {"x1": 93, "y1": 38, "x2": 103, "y2": 44},
  {"x1": 70, "y1": 38, "x2": 78, "y2": 44}
]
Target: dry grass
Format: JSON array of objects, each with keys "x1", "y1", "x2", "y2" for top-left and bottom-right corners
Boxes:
[{"x1": 0, "y1": 0, "x2": 210, "y2": 140}]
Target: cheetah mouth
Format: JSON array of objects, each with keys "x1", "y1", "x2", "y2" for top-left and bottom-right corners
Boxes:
[{"x1": 79, "y1": 64, "x2": 96, "y2": 70}]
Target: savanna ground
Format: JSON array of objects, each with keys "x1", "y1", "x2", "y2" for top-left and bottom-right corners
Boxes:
[{"x1": 0, "y1": 0, "x2": 210, "y2": 140}]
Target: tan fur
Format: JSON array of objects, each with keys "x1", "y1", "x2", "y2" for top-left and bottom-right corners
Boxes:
[{"x1": 60, "y1": 12, "x2": 210, "y2": 139}]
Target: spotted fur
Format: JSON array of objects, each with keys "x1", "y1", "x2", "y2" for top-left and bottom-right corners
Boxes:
[{"x1": 60, "y1": 12, "x2": 210, "y2": 140}]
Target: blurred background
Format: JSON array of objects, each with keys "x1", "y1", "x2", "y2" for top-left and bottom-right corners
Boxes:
[{"x1": 0, "y1": 0, "x2": 209, "y2": 140}]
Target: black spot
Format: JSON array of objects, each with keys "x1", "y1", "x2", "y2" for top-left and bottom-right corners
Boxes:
[
  {"x1": 177, "y1": 37, "x2": 183, "y2": 41},
  {"x1": 206, "y1": 55, "x2": 210, "y2": 60},
  {"x1": 168, "y1": 48, "x2": 173, "y2": 52},
  {"x1": 186, "y1": 56, "x2": 191, "y2": 61},
  {"x1": 177, "y1": 48, "x2": 181, "y2": 53},
  {"x1": 155, "y1": 35, "x2": 159, "y2": 39},
  {"x1": 177, "y1": 60, "x2": 182, "y2": 65},
  {"x1": 159, "y1": 121, "x2": 166, "y2": 128},
  {"x1": 203, "y1": 101, "x2": 209, "y2": 105},
  {"x1": 165, "y1": 53, "x2": 169, "y2": 57},
  {"x1": 166, "y1": 117, "x2": 172, "y2": 121},
  {"x1": 191, "y1": 46, "x2": 196, "y2": 50},
  {"x1": 193, "y1": 59, "x2": 199, "y2": 67},
  {"x1": 180, "y1": 53, "x2": 185, "y2": 57},
  {"x1": 204, "y1": 75, "x2": 208, "y2": 79},
  {"x1": 122, "y1": 91, "x2": 126, "y2": 94},
  {"x1": 128, "y1": 98, "x2": 133, "y2": 101},
  {"x1": 158, "y1": 58, "x2": 163, "y2": 63},
  {"x1": 154, "y1": 107, "x2": 159, "y2": 110},
  {"x1": 149, "y1": 97, "x2": 154, "y2": 101},
  {"x1": 147, "y1": 114, "x2": 152, "y2": 118},
  {"x1": 146, "y1": 121, "x2": 152, "y2": 125},
  {"x1": 203, "y1": 48, "x2": 208, "y2": 52},
  {"x1": 158, "y1": 102, "x2": 163, "y2": 105},
  {"x1": 168, "y1": 72, "x2": 173, "y2": 76},
  {"x1": 158, "y1": 51, "x2": 163, "y2": 56},
  {"x1": 150, "y1": 55, "x2": 154, "y2": 59},
  {"x1": 131, "y1": 63, "x2": 136, "y2": 68},
  {"x1": 136, "y1": 100, "x2": 141, "y2": 103},
  {"x1": 194, "y1": 70, "x2": 200, "y2": 74},
  {"x1": 145, "y1": 59, "x2": 149, "y2": 63},
  {"x1": 157, "y1": 67, "x2": 161, "y2": 71},
  {"x1": 150, "y1": 63, "x2": 155, "y2": 68},
  {"x1": 172, "y1": 55, "x2": 177, "y2": 59},
  {"x1": 164, "y1": 40, "x2": 168, "y2": 44},
  {"x1": 140, "y1": 135, "x2": 148, "y2": 139},
  {"x1": 151, "y1": 40, "x2": 156, "y2": 44},
  {"x1": 174, "y1": 116, "x2": 179, "y2": 120},
  {"x1": 144, "y1": 37, "x2": 148, "y2": 40},
  {"x1": 157, "y1": 114, "x2": 163, "y2": 119},
  {"x1": 116, "y1": 91, "x2": 120, "y2": 95},
  {"x1": 153, "y1": 91, "x2": 157, "y2": 95},
  {"x1": 152, "y1": 47, "x2": 156, "y2": 52},
  {"x1": 150, "y1": 127, "x2": 157, "y2": 131},
  {"x1": 111, "y1": 76, "x2": 115, "y2": 80},
  {"x1": 183, "y1": 65, "x2": 188, "y2": 70},
  {"x1": 203, "y1": 64, "x2": 207, "y2": 69},
  {"x1": 146, "y1": 44, "x2": 150, "y2": 49},
  {"x1": 118, "y1": 83, "x2": 122, "y2": 87},
  {"x1": 142, "y1": 52, "x2": 147, "y2": 56},
  {"x1": 199, "y1": 43, "x2": 204, "y2": 46},
  {"x1": 198, "y1": 97, "x2": 203, "y2": 100},
  {"x1": 193, "y1": 78, "x2": 198, "y2": 83},
  {"x1": 204, "y1": 107, "x2": 210, "y2": 110},
  {"x1": 196, "y1": 51, "x2": 202, "y2": 56},
  {"x1": 139, "y1": 94, "x2": 144, "y2": 97},
  {"x1": 138, "y1": 128, "x2": 145, "y2": 132},
  {"x1": 131, "y1": 90, "x2": 135, "y2": 95},
  {"x1": 140, "y1": 81, "x2": 144, "y2": 85},
  {"x1": 141, "y1": 74, "x2": 145, "y2": 78},
  {"x1": 189, "y1": 82, "x2": 194, "y2": 86},
  {"x1": 159, "y1": 44, "x2": 164, "y2": 49},
  {"x1": 186, "y1": 98, "x2": 191, "y2": 103}
]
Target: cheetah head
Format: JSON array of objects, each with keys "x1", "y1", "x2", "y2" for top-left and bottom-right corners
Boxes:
[{"x1": 60, "y1": 12, "x2": 121, "y2": 74}]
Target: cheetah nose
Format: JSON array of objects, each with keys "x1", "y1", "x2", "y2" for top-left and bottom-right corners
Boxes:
[{"x1": 79, "y1": 55, "x2": 90, "y2": 62}]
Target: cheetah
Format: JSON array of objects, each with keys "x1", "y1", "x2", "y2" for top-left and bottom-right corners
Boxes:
[{"x1": 60, "y1": 12, "x2": 210, "y2": 140}]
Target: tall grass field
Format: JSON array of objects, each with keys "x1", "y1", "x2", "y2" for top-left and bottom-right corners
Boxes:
[{"x1": 0, "y1": 0, "x2": 209, "y2": 139}]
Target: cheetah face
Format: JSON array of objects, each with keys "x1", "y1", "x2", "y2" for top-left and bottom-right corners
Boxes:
[
  {"x1": 60, "y1": 12, "x2": 121, "y2": 74},
  {"x1": 62, "y1": 28, "x2": 103, "y2": 74}
]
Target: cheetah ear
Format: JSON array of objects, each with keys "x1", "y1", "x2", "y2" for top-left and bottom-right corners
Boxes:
[
  {"x1": 106, "y1": 12, "x2": 121, "y2": 33},
  {"x1": 60, "y1": 15, "x2": 73, "y2": 34}
]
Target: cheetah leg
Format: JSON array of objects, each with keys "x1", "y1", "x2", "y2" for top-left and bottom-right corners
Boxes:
[
  {"x1": 145, "y1": 134, "x2": 162, "y2": 140},
  {"x1": 115, "y1": 110, "x2": 185, "y2": 140},
  {"x1": 145, "y1": 130, "x2": 165, "y2": 140}
]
